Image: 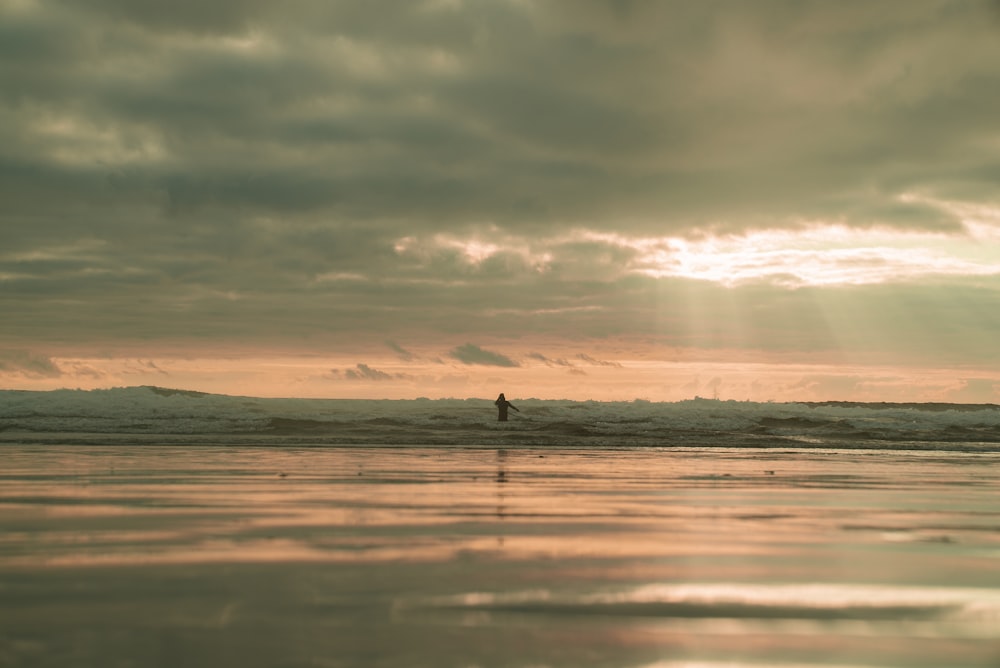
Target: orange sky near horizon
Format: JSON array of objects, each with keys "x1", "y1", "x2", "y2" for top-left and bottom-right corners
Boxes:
[{"x1": 6, "y1": 349, "x2": 997, "y2": 404}]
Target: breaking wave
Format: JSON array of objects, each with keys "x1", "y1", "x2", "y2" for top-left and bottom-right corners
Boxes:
[{"x1": 2, "y1": 386, "x2": 1000, "y2": 449}]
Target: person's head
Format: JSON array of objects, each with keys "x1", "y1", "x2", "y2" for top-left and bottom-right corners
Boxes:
[{"x1": 497, "y1": 393, "x2": 505, "y2": 401}]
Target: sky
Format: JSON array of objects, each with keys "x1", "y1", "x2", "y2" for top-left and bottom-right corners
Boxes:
[{"x1": 3, "y1": 0, "x2": 1000, "y2": 402}]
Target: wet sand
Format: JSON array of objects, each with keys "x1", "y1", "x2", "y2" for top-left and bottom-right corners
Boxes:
[{"x1": 2, "y1": 444, "x2": 999, "y2": 667}]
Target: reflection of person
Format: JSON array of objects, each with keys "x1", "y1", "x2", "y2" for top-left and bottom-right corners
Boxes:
[{"x1": 494, "y1": 393, "x2": 519, "y2": 422}]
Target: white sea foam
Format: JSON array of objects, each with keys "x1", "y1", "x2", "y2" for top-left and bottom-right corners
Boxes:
[{"x1": 2, "y1": 386, "x2": 999, "y2": 448}]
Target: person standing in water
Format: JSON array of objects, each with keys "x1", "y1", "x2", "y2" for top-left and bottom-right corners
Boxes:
[{"x1": 495, "y1": 393, "x2": 519, "y2": 422}]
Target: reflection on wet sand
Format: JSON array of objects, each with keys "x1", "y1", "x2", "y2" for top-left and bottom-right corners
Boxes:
[{"x1": 1, "y1": 445, "x2": 1000, "y2": 667}]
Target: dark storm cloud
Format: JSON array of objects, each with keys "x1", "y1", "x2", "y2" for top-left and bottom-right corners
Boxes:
[
  {"x1": 2, "y1": 0, "x2": 999, "y2": 363},
  {"x1": 9, "y1": 0, "x2": 999, "y2": 231}
]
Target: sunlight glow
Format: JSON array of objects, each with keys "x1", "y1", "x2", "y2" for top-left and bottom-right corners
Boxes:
[
  {"x1": 397, "y1": 222, "x2": 1000, "y2": 288},
  {"x1": 312, "y1": 271, "x2": 367, "y2": 283},
  {"x1": 630, "y1": 225, "x2": 1000, "y2": 287},
  {"x1": 395, "y1": 231, "x2": 553, "y2": 272},
  {"x1": 443, "y1": 237, "x2": 501, "y2": 263}
]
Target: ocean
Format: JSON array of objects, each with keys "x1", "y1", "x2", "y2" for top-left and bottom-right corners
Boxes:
[
  {"x1": 2, "y1": 387, "x2": 999, "y2": 667},
  {"x1": 3, "y1": 385, "x2": 1000, "y2": 449}
]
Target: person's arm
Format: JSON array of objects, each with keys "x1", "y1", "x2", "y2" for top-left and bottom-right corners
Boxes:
[{"x1": 511, "y1": 403, "x2": 519, "y2": 412}]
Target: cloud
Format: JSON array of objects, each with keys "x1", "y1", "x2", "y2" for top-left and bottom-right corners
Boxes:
[
  {"x1": 385, "y1": 340, "x2": 415, "y2": 361},
  {"x1": 7, "y1": 1, "x2": 999, "y2": 239},
  {"x1": 577, "y1": 354, "x2": 622, "y2": 368},
  {"x1": 341, "y1": 363, "x2": 409, "y2": 381},
  {"x1": 449, "y1": 344, "x2": 519, "y2": 367},
  {"x1": 0, "y1": 350, "x2": 62, "y2": 378},
  {"x1": 61, "y1": 362, "x2": 107, "y2": 379},
  {"x1": 123, "y1": 359, "x2": 169, "y2": 376},
  {"x1": 527, "y1": 352, "x2": 574, "y2": 367}
]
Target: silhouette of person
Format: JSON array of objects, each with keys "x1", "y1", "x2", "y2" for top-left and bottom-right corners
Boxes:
[{"x1": 495, "y1": 393, "x2": 519, "y2": 422}]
